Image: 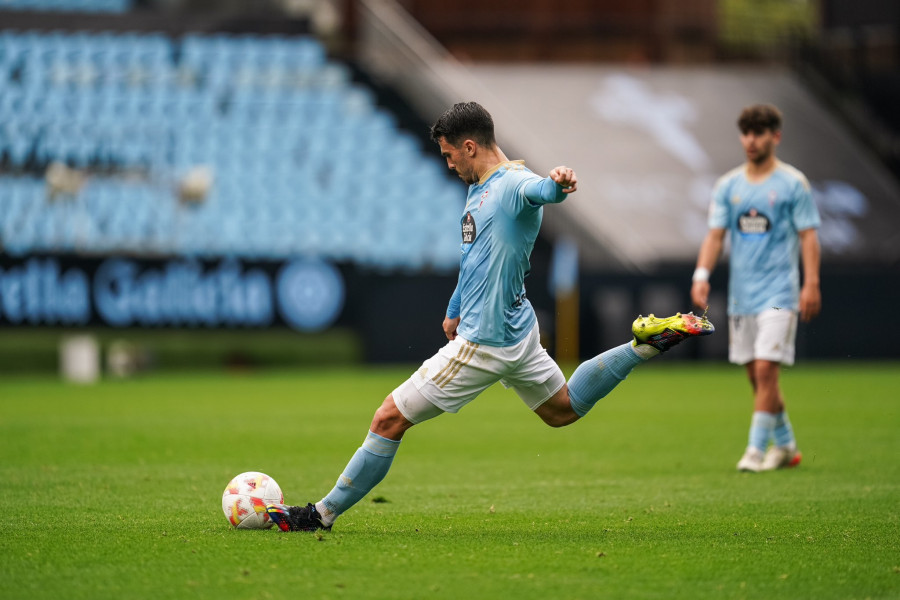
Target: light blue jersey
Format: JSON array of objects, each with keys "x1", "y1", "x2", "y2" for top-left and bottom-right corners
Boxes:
[
  {"x1": 709, "y1": 160, "x2": 820, "y2": 315},
  {"x1": 446, "y1": 161, "x2": 567, "y2": 346}
]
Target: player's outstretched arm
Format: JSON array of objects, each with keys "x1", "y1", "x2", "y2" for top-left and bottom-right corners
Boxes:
[{"x1": 522, "y1": 166, "x2": 578, "y2": 206}]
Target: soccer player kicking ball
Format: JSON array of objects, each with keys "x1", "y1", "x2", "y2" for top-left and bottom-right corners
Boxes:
[
  {"x1": 691, "y1": 104, "x2": 821, "y2": 473},
  {"x1": 268, "y1": 101, "x2": 714, "y2": 532}
]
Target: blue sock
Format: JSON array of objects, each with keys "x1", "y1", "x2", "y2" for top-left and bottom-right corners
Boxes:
[
  {"x1": 748, "y1": 411, "x2": 777, "y2": 452},
  {"x1": 567, "y1": 342, "x2": 648, "y2": 417},
  {"x1": 773, "y1": 411, "x2": 796, "y2": 448},
  {"x1": 320, "y1": 431, "x2": 400, "y2": 520}
]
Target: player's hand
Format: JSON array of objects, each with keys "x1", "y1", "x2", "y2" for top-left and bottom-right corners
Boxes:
[
  {"x1": 691, "y1": 280, "x2": 710, "y2": 311},
  {"x1": 550, "y1": 166, "x2": 577, "y2": 193},
  {"x1": 799, "y1": 284, "x2": 821, "y2": 322},
  {"x1": 443, "y1": 316, "x2": 460, "y2": 340}
]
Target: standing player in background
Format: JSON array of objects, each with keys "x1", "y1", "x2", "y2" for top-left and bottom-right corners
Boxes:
[
  {"x1": 691, "y1": 104, "x2": 821, "y2": 473},
  {"x1": 267, "y1": 101, "x2": 714, "y2": 532}
]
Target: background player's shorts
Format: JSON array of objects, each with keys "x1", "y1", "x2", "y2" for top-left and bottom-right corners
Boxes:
[
  {"x1": 392, "y1": 322, "x2": 565, "y2": 424},
  {"x1": 728, "y1": 308, "x2": 798, "y2": 366}
]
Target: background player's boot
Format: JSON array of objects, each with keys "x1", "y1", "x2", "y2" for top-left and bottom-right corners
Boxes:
[
  {"x1": 736, "y1": 447, "x2": 765, "y2": 472},
  {"x1": 761, "y1": 445, "x2": 802, "y2": 471},
  {"x1": 632, "y1": 312, "x2": 715, "y2": 352},
  {"x1": 267, "y1": 503, "x2": 331, "y2": 532}
]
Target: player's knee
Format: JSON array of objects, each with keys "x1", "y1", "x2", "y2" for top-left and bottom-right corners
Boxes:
[
  {"x1": 370, "y1": 395, "x2": 413, "y2": 439},
  {"x1": 541, "y1": 409, "x2": 579, "y2": 428},
  {"x1": 535, "y1": 391, "x2": 580, "y2": 428},
  {"x1": 753, "y1": 360, "x2": 780, "y2": 384},
  {"x1": 370, "y1": 395, "x2": 397, "y2": 429}
]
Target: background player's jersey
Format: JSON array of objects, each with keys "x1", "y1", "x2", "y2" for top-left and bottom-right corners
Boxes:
[
  {"x1": 708, "y1": 160, "x2": 820, "y2": 315},
  {"x1": 448, "y1": 161, "x2": 555, "y2": 346}
]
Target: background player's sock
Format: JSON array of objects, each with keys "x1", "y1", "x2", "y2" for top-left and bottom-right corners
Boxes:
[
  {"x1": 748, "y1": 411, "x2": 777, "y2": 452},
  {"x1": 316, "y1": 431, "x2": 400, "y2": 526},
  {"x1": 773, "y1": 411, "x2": 797, "y2": 449},
  {"x1": 568, "y1": 342, "x2": 649, "y2": 417}
]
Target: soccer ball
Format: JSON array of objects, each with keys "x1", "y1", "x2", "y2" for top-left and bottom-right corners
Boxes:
[{"x1": 221, "y1": 471, "x2": 284, "y2": 529}]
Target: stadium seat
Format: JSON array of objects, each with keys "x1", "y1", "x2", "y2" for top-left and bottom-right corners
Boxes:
[
  {"x1": 0, "y1": 30, "x2": 462, "y2": 270},
  {"x1": 0, "y1": 0, "x2": 134, "y2": 15}
]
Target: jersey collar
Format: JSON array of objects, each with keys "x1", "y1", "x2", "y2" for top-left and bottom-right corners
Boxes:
[{"x1": 477, "y1": 160, "x2": 525, "y2": 185}]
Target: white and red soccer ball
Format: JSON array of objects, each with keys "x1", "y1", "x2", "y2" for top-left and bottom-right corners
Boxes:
[{"x1": 222, "y1": 471, "x2": 284, "y2": 529}]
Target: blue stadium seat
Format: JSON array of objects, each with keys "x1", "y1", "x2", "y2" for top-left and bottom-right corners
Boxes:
[{"x1": 0, "y1": 29, "x2": 463, "y2": 270}]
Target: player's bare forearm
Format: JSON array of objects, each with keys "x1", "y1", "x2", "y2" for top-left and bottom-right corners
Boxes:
[
  {"x1": 691, "y1": 228, "x2": 724, "y2": 309},
  {"x1": 799, "y1": 228, "x2": 822, "y2": 322},
  {"x1": 696, "y1": 228, "x2": 725, "y2": 272}
]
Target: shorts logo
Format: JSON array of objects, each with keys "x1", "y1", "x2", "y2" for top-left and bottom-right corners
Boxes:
[
  {"x1": 738, "y1": 209, "x2": 771, "y2": 236},
  {"x1": 462, "y1": 212, "x2": 476, "y2": 244}
]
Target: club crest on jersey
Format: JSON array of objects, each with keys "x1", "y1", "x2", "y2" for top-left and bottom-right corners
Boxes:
[
  {"x1": 738, "y1": 208, "x2": 771, "y2": 236},
  {"x1": 462, "y1": 211, "x2": 476, "y2": 244},
  {"x1": 479, "y1": 189, "x2": 489, "y2": 209}
]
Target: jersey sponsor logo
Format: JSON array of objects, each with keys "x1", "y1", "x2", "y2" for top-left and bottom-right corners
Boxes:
[
  {"x1": 462, "y1": 211, "x2": 476, "y2": 244},
  {"x1": 511, "y1": 291, "x2": 527, "y2": 309},
  {"x1": 738, "y1": 209, "x2": 771, "y2": 235}
]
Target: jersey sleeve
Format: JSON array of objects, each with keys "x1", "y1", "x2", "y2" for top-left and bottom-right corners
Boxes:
[
  {"x1": 446, "y1": 283, "x2": 461, "y2": 319},
  {"x1": 708, "y1": 176, "x2": 731, "y2": 229},
  {"x1": 790, "y1": 176, "x2": 821, "y2": 231},
  {"x1": 502, "y1": 171, "x2": 548, "y2": 216},
  {"x1": 522, "y1": 176, "x2": 567, "y2": 205}
]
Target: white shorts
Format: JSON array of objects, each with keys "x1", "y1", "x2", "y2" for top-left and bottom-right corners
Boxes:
[
  {"x1": 728, "y1": 308, "x2": 798, "y2": 366},
  {"x1": 391, "y1": 322, "x2": 566, "y2": 424}
]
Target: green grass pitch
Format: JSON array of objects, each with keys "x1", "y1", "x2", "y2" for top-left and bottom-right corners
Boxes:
[{"x1": 1, "y1": 362, "x2": 897, "y2": 600}]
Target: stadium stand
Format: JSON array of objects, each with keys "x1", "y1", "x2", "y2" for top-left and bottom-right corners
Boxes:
[
  {"x1": 0, "y1": 0, "x2": 132, "y2": 13},
  {"x1": 1, "y1": 1, "x2": 897, "y2": 364},
  {"x1": 0, "y1": 29, "x2": 463, "y2": 270}
]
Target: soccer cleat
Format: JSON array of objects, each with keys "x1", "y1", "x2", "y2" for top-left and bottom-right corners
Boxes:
[
  {"x1": 632, "y1": 312, "x2": 715, "y2": 352},
  {"x1": 760, "y1": 445, "x2": 802, "y2": 471},
  {"x1": 736, "y1": 447, "x2": 765, "y2": 472},
  {"x1": 266, "y1": 502, "x2": 331, "y2": 532}
]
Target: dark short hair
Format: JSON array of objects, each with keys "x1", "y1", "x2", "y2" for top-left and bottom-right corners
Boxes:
[
  {"x1": 430, "y1": 101, "x2": 496, "y2": 147},
  {"x1": 737, "y1": 104, "x2": 783, "y2": 134}
]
